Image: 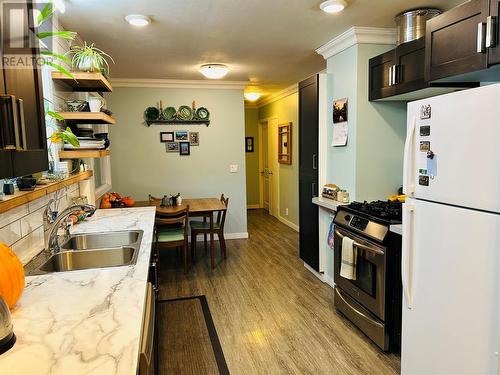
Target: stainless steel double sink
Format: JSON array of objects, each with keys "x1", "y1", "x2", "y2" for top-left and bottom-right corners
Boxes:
[{"x1": 26, "y1": 230, "x2": 143, "y2": 275}]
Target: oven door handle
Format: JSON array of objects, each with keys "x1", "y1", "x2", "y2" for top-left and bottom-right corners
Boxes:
[{"x1": 335, "y1": 230, "x2": 384, "y2": 256}]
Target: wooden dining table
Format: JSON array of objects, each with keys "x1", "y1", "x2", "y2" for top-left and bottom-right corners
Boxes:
[{"x1": 135, "y1": 198, "x2": 227, "y2": 261}]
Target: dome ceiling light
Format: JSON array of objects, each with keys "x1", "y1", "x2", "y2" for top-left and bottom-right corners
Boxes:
[
  {"x1": 199, "y1": 64, "x2": 230, "y2": 79},
  {"x1": 320, "y1": 0, "x2": 348, "y2": 14},
  {"x1": 125, "y1": 14, "x2": 151, "y2": 27},
  {"x1": 244, "y1": 93, "x2": 261, "y2": 102}
]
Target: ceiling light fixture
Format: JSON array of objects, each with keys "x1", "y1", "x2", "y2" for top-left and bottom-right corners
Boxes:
[
  {"x1": 125, "y1": 14, "x2": 151, "y2": 27},
  {"x1": 199, "y1": 64, "x2": 230, "y2": 79},
  {"x1": 244, "y1": 93, "x2": 261, "y2": 102},
  {"x1": 320, "y1": 0, "x2": 347, "y2": 14}
]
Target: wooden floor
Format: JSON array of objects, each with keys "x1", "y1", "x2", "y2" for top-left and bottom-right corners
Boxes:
[{"x1": 159, "y1": 209, "x2": 400, "y2": 375}]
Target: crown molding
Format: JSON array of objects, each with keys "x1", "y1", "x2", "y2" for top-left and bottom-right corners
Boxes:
[
  {"x1": 245, "y1": 102, "x2": 259, "y2": 109},
  {"x1": 316, "y1": 26, "x2": 397, "y2": 60},
  {"x1": 257, "y1": 84, "x2": 298, "y2": 108},
  {"x1": 111, "y1": 78, "x2": 249, "y2": 90}
]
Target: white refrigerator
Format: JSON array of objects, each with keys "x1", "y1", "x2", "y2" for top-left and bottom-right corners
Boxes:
[{"x1": 402, "y1": 84, "x2": 500, "y2": 375}]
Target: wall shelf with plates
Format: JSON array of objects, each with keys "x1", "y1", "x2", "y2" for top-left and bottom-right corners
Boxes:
[{"x1": 145, "y1": 119, "x2": 210, "y2": 127}]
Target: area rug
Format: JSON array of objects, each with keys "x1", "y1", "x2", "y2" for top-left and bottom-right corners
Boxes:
[{"x1": 158, "y1": 295, "x2": 230, "y2": 375}]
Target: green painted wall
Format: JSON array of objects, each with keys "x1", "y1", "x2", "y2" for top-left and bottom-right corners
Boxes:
[
  {"x1": 245, "y1": 108, "x2": 260, "y2": 206},
  {"x1": 106, "y1": 87, "x2": 248, "y2": 235},
  {"x1": 258, "y1": 92, "x2": 299, "y2": 226}
]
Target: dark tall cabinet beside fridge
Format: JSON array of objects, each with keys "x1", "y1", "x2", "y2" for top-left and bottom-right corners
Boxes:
[{"x1": 299, "y1": 75, "x2": 319, "y2": 271}]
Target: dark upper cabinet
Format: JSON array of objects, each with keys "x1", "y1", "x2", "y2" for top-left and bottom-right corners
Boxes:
[
  {"x1": 369, "y1": 39, "x2": 432, "y2": 101},
  {"x1": 0, "y1": 0, "x2": 48, "y2": 179},
  {"x1": 369, "y1": 49, "x2": 396, "y2": 101},
  {"x1": 299, "y1": 75, "x2": 319, "y2": 271},
  {"x1": 425, "y1": 0, "x2": 500, "y2": 82}
]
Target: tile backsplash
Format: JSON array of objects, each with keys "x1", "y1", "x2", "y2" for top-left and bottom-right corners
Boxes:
[{"x1": 0, "y1": 183, "x2": 80, "y2": 265}]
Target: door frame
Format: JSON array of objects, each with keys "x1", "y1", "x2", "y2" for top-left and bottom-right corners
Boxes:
[{"x1": 259, "y1": 116, "x2": 279, "y2": 218}]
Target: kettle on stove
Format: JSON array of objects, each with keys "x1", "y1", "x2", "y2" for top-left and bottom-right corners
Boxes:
[{"x1": 0, "y1": 296, "x2": 15, "y2": 355}]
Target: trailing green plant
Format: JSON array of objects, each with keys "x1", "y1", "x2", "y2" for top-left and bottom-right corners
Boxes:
[
  {"x1": 36, "y1": 1, "x2": 77, "y2": 79},
  {"x1": 69, "y1": 42, "x2": 114, "y2": 76}
]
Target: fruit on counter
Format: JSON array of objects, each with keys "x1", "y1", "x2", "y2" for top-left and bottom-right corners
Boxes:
[
  {"x1": 100, "y1": 192, "x2": 134, "y2": 208},
  {"x1": 0, "y1": 242, "x2": 25, "y2": 309},
  {"x1": 68, "y1": 214, "x2": 78, "y2": 225},
  {"x1": 389, "y1": 194, "x2": 406, "y2": 202},
  {"x1": 121, "y1": 196, "x2": 135, "y2": 207}
]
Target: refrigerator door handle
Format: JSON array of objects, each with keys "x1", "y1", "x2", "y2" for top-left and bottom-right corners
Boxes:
[
  {"x1": 403, "y1": 116, "x2": 417, "y2": 196},
  {"x1": 402, "y1": 203, "x2": 415, "y2": 309}
]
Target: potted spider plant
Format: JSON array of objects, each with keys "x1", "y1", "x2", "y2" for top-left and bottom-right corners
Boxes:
[{"x1": 69, "y1": 42, "x2": 114, "y2": 76}]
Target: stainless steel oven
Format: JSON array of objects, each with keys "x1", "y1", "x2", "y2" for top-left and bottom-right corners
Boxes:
[
  {"x1": 333, "y1": 227, "x2": 386, "y2": 320},
  {"x1": 333, "y1": 203, "x2": 402, "y2": 352}
]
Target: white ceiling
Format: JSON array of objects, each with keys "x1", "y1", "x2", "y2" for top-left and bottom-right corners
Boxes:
[{"x1": 60, "y1": 0, "x2": 463, "y2": 95}]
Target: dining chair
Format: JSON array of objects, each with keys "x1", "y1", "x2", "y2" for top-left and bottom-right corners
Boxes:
[
  {"x1": 154, "y1": 205, "x2": 190, "y2": 274},
  {"x1": 190, "y1": 195, "x2": 229, "y2": 269}
]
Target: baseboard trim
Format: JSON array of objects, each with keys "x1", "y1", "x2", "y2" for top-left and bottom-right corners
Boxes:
[
  {"x1": 247, "y1": 204, "x2": 261, "y2": 209},
  {"x1": 189, "y1": 232, "x2": 249, "y2": 242},
  {"x1": 278, "y1": 215, "x2": 299, "y2": 232}
]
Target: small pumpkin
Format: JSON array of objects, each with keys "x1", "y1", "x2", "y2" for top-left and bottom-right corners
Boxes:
[
  {"x1": 122, "y1": 196, "x2": 135, "y2": 207},
  {"x1": 0, "y1": 243, "x2": 25, "y2": 309},
  {"x1": 100, "y1": 198, "x2": 112, "y2": 209}
]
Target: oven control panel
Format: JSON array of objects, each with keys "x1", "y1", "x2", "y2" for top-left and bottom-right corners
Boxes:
[
  {"x1": 350, "y1": 216, "x2": 369, "y2": 231},
  {"x1": 334, "y1": 211, "x2": 389, "y2": 243}
]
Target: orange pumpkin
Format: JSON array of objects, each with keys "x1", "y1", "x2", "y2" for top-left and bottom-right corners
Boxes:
[
  {"x1": 122, "y1": 196, "x2": 135, "y2": 207},
  {"x1": 0, "y1": 243, "x2": 25, "y2": 309}
]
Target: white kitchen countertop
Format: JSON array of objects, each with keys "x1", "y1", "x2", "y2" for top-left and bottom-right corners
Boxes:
[
  {"x1": 390, "y1": 224, "x2": 402, "y2": 236},
  {"x1": 0, "y1": 207, "x2": 156, "y2": 375},
  {"x1": 312, "y1": 196, "x2": 347, "y2": 212}
]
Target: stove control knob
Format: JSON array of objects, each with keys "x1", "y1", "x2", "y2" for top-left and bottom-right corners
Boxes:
[{"x1": 344, "y1": 214, "x2": 351, "y2": 222}]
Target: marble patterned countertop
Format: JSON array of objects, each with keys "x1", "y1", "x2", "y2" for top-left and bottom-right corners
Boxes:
[{"x1": 0, "y1": 207, "x2": 156, "y2": 375}]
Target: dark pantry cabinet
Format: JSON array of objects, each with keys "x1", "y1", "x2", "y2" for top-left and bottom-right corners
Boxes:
[
  {"x1": 0, "y1": 0, "x2": 48, "y2": 179},
  {"x1": 425, "y1": 0, "x2": 500, "y2": 82},
  {"x1": 299, "y1": 75, "x2": 319, "y2": 271}
]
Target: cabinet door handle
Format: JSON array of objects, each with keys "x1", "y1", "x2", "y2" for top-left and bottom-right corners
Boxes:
[
  {"x1": 11, "y1": 97, "x2": 21, "y2": 150},
  {"x1": 17, "y1": 99, "x2": 27, "y2": 150},
  {"x1": 477, "y1": 22, "x2": 487, "y2": 53},
  {"x1": 388, "y1": 65, "x2": 393, "y2": 86},
  {"x1": 392, "y1": 65, "x2": 398, "y2": 86},
  {"x1": 311, "y1": 182, "x2": 317, "y2": 198},
  {"x1": 312, "y1": 154, "x2": 317, "y2": 170},
  {"x1": 486, "y1": 16, "x2": 497, "y2": 48}
]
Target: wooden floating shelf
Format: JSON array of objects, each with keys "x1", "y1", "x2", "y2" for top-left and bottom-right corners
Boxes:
[
  {"x1": 51, "y1": 71, "x2": 112, "y2": 92},
  {"x1": 0, "y1": 171, "x2": 93, "y2": 214},
  {"x1": 145, "y1": 119, "x2": 210, "y2": 127},
  {"x1": 57, "y1": 112, "x2": 116, "y2": 125},
  {"x1": 59, "y1": 149, "x2": 110, "y2": 159}
]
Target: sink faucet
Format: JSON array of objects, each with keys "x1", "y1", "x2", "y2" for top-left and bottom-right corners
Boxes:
[{"x1": 45, "y1": 203, "x2": 96, "y2": 254}]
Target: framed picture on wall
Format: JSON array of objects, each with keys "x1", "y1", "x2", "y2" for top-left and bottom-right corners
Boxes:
[
  {"x1": 179, "y1": 142, "x2": 190, "y2": 156},
  {"x1": 160, "y1": 132, "x2": 174, "y2": 143},
  {"x1": 245, "y1": 137, "x2": 254, "y2": 152},
  {"x1": 175, "y1": 131, "x2": 189, "y2": 141},
  {"x1": 278, "y1": 123, "x2": 292, "y2": 164},
  {"x1": 166, "y1": 142, "x2": 179, "y2": 152},
  {"x1": 189, "y1": 132, "x2": 199, "y2": 146},
  {"x1": 333, "y1": 98, "x2": 348, "y2": 123}
]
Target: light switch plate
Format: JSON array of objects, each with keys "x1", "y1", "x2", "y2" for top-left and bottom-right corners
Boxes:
[{"x1": 229, "y1": 164, "x2": 238, "y2": 173}]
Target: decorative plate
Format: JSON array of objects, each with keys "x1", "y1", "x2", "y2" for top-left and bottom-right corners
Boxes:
[
  {"x1": 196, "y1": 107, "x2": 210, "y2": 120},
  {"x1": 163, "y1": 107, "x2": 177, "y2": 120},
  {"x1": 178, "y1": 105, "x2": 193, "y2": 121},
  {"x1": 144, "y1": 107, "x2": 160, "y2": 121}
]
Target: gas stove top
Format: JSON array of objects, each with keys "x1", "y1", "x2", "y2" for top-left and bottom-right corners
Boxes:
[{"x1": 345, "y1": 200, "x2": 402, "y2": 225}]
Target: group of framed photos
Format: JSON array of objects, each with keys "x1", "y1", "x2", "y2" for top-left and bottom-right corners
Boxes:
[{"x1": 160, "y1": 131, "x2": 199, "y2": 156}]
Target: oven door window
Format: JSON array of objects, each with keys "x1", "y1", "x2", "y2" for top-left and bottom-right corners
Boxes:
[{"x1": 353, "y1": 256, "x2": 377, "y2": 298}]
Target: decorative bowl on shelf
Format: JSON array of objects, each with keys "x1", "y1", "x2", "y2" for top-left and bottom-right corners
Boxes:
[
  {"x1": 177, "y1": 105, "x2": 193, "y2": 121},
  {"x1": 196, "y1": 107, "x2": 210, "y2": 120},
  {"x1": 144, "y1": 107, "x2": 160, "y2": 121},
  {"x1": 65, "y1": 99, "x2": 88, "y2": 112},
  {"x1": 163, "y1": 107, "x2": 176, "y2": 120}
]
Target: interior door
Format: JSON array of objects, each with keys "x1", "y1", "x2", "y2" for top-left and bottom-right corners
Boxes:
[
  {"x1": 401, "y1": 198, "x2": 500, "y2": 374},
  {"x1": 261, "y1": 122, "x2": 270, "y2": 212}
]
